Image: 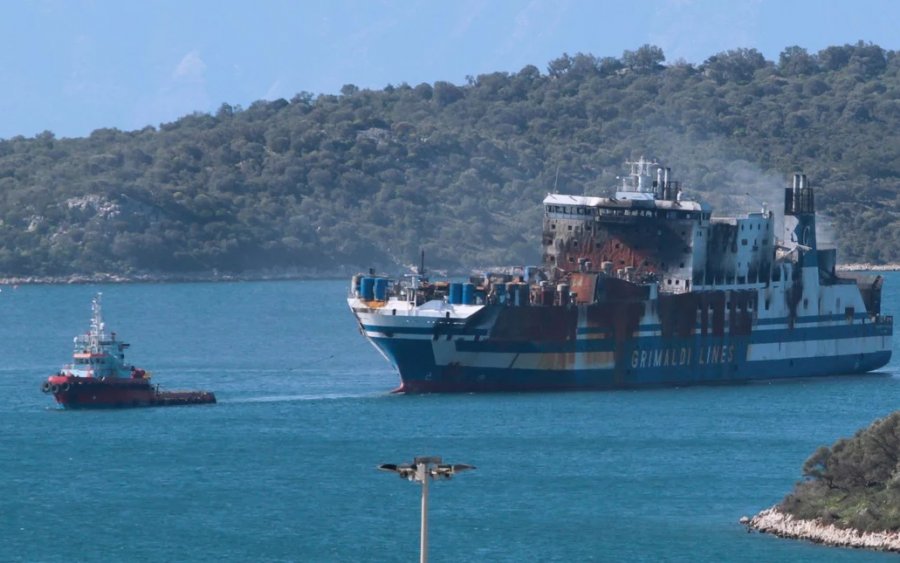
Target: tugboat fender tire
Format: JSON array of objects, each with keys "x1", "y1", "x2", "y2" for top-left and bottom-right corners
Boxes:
[
  {"x1": 61, "y1": 382, "x2": 71, "y2": 392},
  {"x1": 50, "y1": 384, "x2": 59, "y2": 393},
  {"x1": 41, "y1": 381, "x2": 51, "y2": 393}
]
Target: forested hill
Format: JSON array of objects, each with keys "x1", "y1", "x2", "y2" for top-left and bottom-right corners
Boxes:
[{"x1": 1, "y1": 42, "x2": 899, "y2": 278}]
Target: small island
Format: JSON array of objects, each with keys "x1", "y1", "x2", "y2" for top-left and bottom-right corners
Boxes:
[{"x1": 744, "y1": 411, "x2": 900, "y2": 552}]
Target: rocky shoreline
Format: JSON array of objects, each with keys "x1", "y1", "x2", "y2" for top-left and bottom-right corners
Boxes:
[
  {"x1": 0, "y1": 269, "x2": 357, "y2": 286},
  {"x1": 0, "y1": 263, "x2": 898, "y2": 286},
  {"x1": 836, "y1": 263, "x2": 900, "y2": 272},
  {"x1": 743, "y1": 507, "x2": 900, "y2": 553}
]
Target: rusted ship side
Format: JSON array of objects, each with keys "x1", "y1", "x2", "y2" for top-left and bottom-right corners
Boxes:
[{"x1": 348, "y1": 158, "x2": 892, "y2": 392}]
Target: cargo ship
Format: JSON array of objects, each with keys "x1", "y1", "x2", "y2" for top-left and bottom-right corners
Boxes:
[
  {"x1": 41, "y1": 294, "x2": 216, "y2": 408},
  {"x1": 348, "y1": 158, "x2": 893, "y2": 393}
]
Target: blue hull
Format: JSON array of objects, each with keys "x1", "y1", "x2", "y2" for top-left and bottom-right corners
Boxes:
[{"x1": 369, "y1": 324, "x2": 893, "y2": 393}]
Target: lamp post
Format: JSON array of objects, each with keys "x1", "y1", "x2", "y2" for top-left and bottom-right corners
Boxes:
[{"x1": 378, "y1": 456, "x2": 475, "y2": 563}]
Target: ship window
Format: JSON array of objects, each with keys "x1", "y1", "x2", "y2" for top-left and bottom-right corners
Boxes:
[
  {"x1": 675, "y1": 280, "x2": 681, "y2": 285},
  {"x1": 698, "y1": 231, "x2": 702, "y2": 237},
  {"x1": 573, "y1": 241, "x2": 578, "y2": 247},
  {"x1": 765, "y1": 299, "x2": 770, "y2": 310},
  {"x1": 741, "y1": 225, "x2": 744, "y2": 231},
  {"x1": 803, "y1": 298, "x2": 809, "y2": 309},
  {"x1": 667, "y1": 279, "x2": 672, "y2": 285},
  {"x1": 679, "y1": 262, "x2": 684, "y2": 268},
  {"x1": 741, "y1": 239, "x2": 748, "y2": 246},
  {"x1": 551, "y1": 224, "x2": 556, "y2": 230},
  {"x1": 614, "y1": 243, "x2": 620, "y2": 249},
  {"x1": 567, "y1": 225, "x2": 572, "y2": 230},
  {"x1": 569, "y1": 257, "x2": 575, "y2": 263}
]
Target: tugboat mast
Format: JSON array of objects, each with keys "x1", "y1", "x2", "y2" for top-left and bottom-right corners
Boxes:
[{"x1": 88, "y1": 293, "x2": 106, "y2": 352}]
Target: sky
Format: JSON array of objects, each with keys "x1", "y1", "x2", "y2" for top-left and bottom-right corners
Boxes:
[{"x1": 0, "y1": 0, "x2": 898, "y2": 140}]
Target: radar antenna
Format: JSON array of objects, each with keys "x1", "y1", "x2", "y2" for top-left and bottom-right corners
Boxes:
[{"x1": 621, "y1": 156, "x2": 659, "y2": 193}]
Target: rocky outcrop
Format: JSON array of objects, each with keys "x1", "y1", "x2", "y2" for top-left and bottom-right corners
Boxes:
[
  {"x1": 745, "y1": 506, "x2": 900, "y2": 552},
  {"x1": 836, "y1": 263, "x2": 900, "y2": 271}
]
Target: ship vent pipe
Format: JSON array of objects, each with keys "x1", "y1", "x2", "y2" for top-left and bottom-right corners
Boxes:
[
  {"x1": 663, "y1": 168, "x2": 670, "y2": 200},
  {"x1": 793, "y1": 173, "x2": 801, "y2": 214}
]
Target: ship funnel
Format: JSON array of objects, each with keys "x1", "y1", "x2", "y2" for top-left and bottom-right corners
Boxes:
[
  {"x1": 785, "y1": 171, "x2": 818, "y2": 268},
  {"x1": 786, "y1": 173, "x2": 801, "y2": 215}
]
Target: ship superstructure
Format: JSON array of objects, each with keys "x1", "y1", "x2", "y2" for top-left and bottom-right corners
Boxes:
[{"x1": 348, "y1": 159, "x2": 892, "y2": 392}]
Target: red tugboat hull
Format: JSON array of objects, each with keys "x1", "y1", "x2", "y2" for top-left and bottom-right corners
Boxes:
[{"x1": 43, "y1": 375, "x2": 216, "y2": 409}]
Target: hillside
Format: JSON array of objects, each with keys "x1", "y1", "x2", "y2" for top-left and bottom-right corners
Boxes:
[
  {"x1": 1, "y1": 42, "x2": 899, "y2": 278},
  {"x1": 746, "y1": 412, "x2": 900, "y2": 551},
  {"x1": 781, "y1": 411, "x2": 900, "y2": 532}
]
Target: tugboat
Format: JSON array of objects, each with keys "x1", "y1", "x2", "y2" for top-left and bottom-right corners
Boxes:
[{"x1": 41, "y1": 294, "x2": 216, "y2": 408}]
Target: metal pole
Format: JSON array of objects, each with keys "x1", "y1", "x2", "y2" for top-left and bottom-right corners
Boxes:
[
  {"x1": 377, "y1": 457, "x2": 473, "y2": 562},
  {"x1": 419, "y1": 462, "x2": 429, "y2": 563}
]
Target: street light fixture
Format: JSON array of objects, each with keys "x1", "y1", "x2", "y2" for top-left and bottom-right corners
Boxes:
[{"x1": 378, "y1": 456, "x2": 475, "y2": 563}]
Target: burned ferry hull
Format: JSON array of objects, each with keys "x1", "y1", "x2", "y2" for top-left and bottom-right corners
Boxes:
[
  {"x1": 349, "y1": 159, "x2": 892, "y2": 393},
  {"x1": 354, "y1": 296, "x2": 892, "y2": 393}
]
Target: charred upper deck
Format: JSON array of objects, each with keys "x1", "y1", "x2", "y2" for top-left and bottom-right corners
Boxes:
[{"x1": 542, "y1": 158, "x2": 776, "y2": 293}]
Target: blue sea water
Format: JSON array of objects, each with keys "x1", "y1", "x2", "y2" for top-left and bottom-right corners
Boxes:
[{"x1": 2, "y1": 275, "x2": 899, "y2": 562}]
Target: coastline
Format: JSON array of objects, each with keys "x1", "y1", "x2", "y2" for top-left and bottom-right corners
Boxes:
[
  {"x1": 744, "y1": 507, "x2": 900, "y2": 553},
  {"x1": 0, "y1": 269, "x2": 357, "y2": 286},
  {"x1": 836, "y1": 263, "x2": 900, "y2": 272},
  {"x1": 2, "y1": 263, "x2": 899, "y2": 286}
]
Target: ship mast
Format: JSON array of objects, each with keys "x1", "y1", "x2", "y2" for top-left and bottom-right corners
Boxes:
[
  {"x1": 88, "y1": 293, "x2": 106, "y2": 352},
  {"x1": 621, "y1": 156, "x2": 658, "y2": 194}
]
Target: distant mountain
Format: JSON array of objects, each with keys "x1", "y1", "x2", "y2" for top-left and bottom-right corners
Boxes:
[{"x1": 1, "y1": 42, "x2": 898, "y2": 278}]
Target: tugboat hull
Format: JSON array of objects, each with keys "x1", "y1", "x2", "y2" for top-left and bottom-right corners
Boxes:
[{"x1": 42, "y1": 376, "x2": 216, "y2": 409}]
